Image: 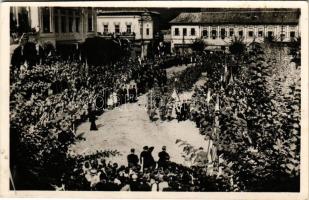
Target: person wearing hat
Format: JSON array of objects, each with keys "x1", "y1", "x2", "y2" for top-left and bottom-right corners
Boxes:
[
  {"x1": 127, "y1": 148, "x2": 139, "y2": 168},
  {"x1": 158, "y1": 146, "x2": 170, "y2": 169}
]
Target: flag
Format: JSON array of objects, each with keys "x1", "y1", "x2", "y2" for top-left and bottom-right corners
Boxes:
[
  {"x1": 215, "y1": 95, "x2": 220, "y2": 111},
  {"x1": 229, "y1": 72, "x2": 234, "y2": 85},
  {"x1": 171, "y1": 88, "x2": 180, "y2": 102},
  {"x1": 224, "y1": 65, "x2": 228, "y2": 82},
  {"x1": 85, "y1": 59, "x2": 89, "y2": 76},
  {"x1": 206, "y1": 89, "x2": 211, "y2": 104}
]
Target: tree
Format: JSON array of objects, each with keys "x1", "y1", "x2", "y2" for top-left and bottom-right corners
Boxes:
[
  {"x1": 229, "y1": 36, "x2": 246, "y2": 58},
  {"x1": 289, "y1": 37, "x2": 301, "y2": 67},
  {"x1": 192, "y1": 39, "x2": 206, "y2": 54}
]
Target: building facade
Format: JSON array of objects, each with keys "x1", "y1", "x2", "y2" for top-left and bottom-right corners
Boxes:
[
  {"x1": 169, "y1": 9, "x2": 300, "y2": 54},
  {"x1": 96, "y1": 8, "x2": 159, "y2": 58},
  {"x1": 10, "y1": 7, "x2": 97, "y2": 48}
]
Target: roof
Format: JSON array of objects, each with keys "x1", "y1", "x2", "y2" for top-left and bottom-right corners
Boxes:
[
  {"x1": 170, "y1": 9, "x2": 300, "y2": 25},
  {"x1": 97, "y1": 8, "x2": 159, "y2": 16}
]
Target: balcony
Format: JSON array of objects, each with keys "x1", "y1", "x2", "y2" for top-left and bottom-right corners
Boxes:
[{"x1": 98, "y1": 32, "x2": 136, "y2": 41}]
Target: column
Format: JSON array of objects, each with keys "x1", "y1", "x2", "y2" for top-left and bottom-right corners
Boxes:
[
  {"x1": 217, "y1": 25, "x2": 219, "y2": 42},
  {"x1": 15, "y1": 7, "x2": 19, "y2": 27},
  {"x1": 58, "y1": 9, "x2": 62, "y2": 33},
  {"x1": 30, "y1": 7, "x2": 39, "y2": 30},
  {"x1": 73, "y1": 10, "x2": 76, "y2": 33},
  {"x1": 244, "y1": 26, "x2": 247, "y2": 41},
  {"x1": 50, "y1": 8, "x2": 54, "y2": 32}
]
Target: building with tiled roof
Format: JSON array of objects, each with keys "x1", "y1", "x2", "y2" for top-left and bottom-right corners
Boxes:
[{"x1": 169, "y1": 8, "x2": 300, "y2": 54}]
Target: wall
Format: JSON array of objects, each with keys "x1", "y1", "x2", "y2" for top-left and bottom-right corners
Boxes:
[
  {"x1": 97, "y1": 15, "x2": 142, "y2": 39},
  {"x1": 170, "y1": 25, "x2": 201, "y2": 52},
  {"x1": 171, "y1": 24, "x2": 299, "y2": 53}
]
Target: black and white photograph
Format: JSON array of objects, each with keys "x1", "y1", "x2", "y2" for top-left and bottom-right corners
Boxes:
[{"x1": 0, "y1": 1, "x2": 308, "y2": 197}]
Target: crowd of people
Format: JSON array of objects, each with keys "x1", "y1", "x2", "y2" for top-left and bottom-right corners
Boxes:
[
  {"x1": 59, "y1": 145, "x2": 226, "y2": 191},
  {"x1": 11, "y1": 48, "x2": 171, "y2": 144},
  {"x1": 10, "y1": 35, "x2": 300, "y2": 191},
  {"x1": 10, "y1": 38, "x2": 234, "y2": 191}
]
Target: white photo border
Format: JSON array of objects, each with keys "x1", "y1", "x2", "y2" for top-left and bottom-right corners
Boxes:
[{"x1": 0, "y1": 1, "x2": 308, "y2": 199}]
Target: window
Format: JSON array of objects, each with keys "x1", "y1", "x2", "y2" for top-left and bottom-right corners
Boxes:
[
  {"x1": 239, "y1": 30, "x2": 243, "y2": 37},
  {"x1": 290, "y1": 31, "x2": 295, "y2": 38},
  {"x1": 221, "y1": 28, "x2": 226, "y2": 39},
  {"x1": 267, "y1": 31, "x2": 273, "y2": 38},
  {"x1": 61, "y1": 16, "x2": 66, "y2": 33},
  {"x1": 211, "y1": 30, "x2": 217, "y2": 39},
  {"x1": 174, "y1": 28, "x2": 179, "y2": 36},
  {"x1": 126, "y1": 25, "x2": 131, "y2": 33},
  {"x1": 42, "y1": 7, "x2": 51, "y2": 33},
  {"x1": 54, "y1": 15, "x2": 59, "y2": 33},
  {"x1": 115, "y1": 25, "x2": 120, "y2": 33},
  {"x1": 103, "y1": 25, "x2": 108, "y2": 33},
  {"x1": 258, "y1": 30, "x2": 263, "y2": 37},
  {"x1": 69, "y1": 17, "x2": 73, "y2": 32},
  {"x1": 202, "y1": 30, "x2": 208, "y2": 38},
  {"x1": 248, "y1": 31, "x2": 254, "y2": 37},
  {"x1": 75, "y1": 18, "x2": 80, "y2": 32},
  {"x1": 191, "y1": 28, "x2": 195, "y2": 36},
  {"x1": 280, "y1": 32, "x2": 286, "y2": 40},
  {"x1": 146, "y1": 28, "x2": 149, "y2": 35},
  {"x1": 183, "y1": 28, "x2": 187, "y2": 36},
  {"x1": 229, "y1": 28, "x2": 234, "y2": 37},
  {"x1": 88, "y1": 15, "x2": 93, "y2": 32}
]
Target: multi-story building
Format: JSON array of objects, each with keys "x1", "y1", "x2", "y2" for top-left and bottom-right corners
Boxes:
[
  {"x1": 169, "y1": 9, "x2": 300, "y2": 54},
  {"x1": 10, "y1": 7, "x2": 97, "y2": 48},
  {"x1": 96, "y1": 8, "x2": 159, "y2": 58}
]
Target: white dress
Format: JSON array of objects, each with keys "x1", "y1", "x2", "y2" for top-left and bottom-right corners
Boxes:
[
  {"x1": 107, "y1": 94, "x2": 113, "y2": 107},
  {"x1": 112, "y1": 92, "x2": 118, "y2": 106}
]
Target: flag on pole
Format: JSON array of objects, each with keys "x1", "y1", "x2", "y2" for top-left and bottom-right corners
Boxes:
[
  {"x1": 229, "y1": 72, "x2": 234, "y2": 85},
  {"x1": 215, "y1": 95, "x2": 220, "y2": 111},
  {"x1": 85, "y1": 59, "x2": 89, "y2": 77},
  {"x1": 224, "y1": 65, "x2": 228, "y2": 82},
  {"x1": 171, "y1": 88, "x2": 180, "y2": 102},
  {"x1": 206, "y1": 89, "x2": 211, "y2": 104}
]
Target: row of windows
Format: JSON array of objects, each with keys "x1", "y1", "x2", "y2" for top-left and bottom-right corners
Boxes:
[
  {"x1": 174, "y1": 28, "x2": 196, "y2": 36},
  {"x1": 202, "y1": 29, "x2": 296, "y2": 39},
  {"x1": 103, "y1": 24, "x2": 150, "y2": 35},
  {"x1": 173, "y1": 27, "x2": 296, "y2": 39}
]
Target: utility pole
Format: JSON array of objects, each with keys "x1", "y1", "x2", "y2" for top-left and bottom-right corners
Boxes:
[
  {"x1": 182, "y1": 30, "x2": 185, "y2": 56},
  {"x1": 140, "y1": 14, "x2": 144, "y2": 60}
]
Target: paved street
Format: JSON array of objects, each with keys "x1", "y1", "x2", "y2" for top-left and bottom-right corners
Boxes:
[{"x1": 70, "y1": 67, "x2": 207, "y2": 166}]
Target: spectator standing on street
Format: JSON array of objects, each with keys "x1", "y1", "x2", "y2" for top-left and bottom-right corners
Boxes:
[
  {"x1": 88, "y1": 103, "x2": 98, "y2": 131},
  {"x1": 140, "y1": 146, "x2": 149, "y2": 169},
  {"x1": 158, "y1": 146, "x2": 170, "y2": 169},
  {"x1": 127, "y1": 148, "x2": 139, "y2": 168}
]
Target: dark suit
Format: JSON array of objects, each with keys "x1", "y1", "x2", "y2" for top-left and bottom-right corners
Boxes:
[
  {"x1": 158, "y1": 151, "x2": 170, "y2": 168},
  {"x1": 127, "y1": 153, "x2": 139, "y2": 168}
]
